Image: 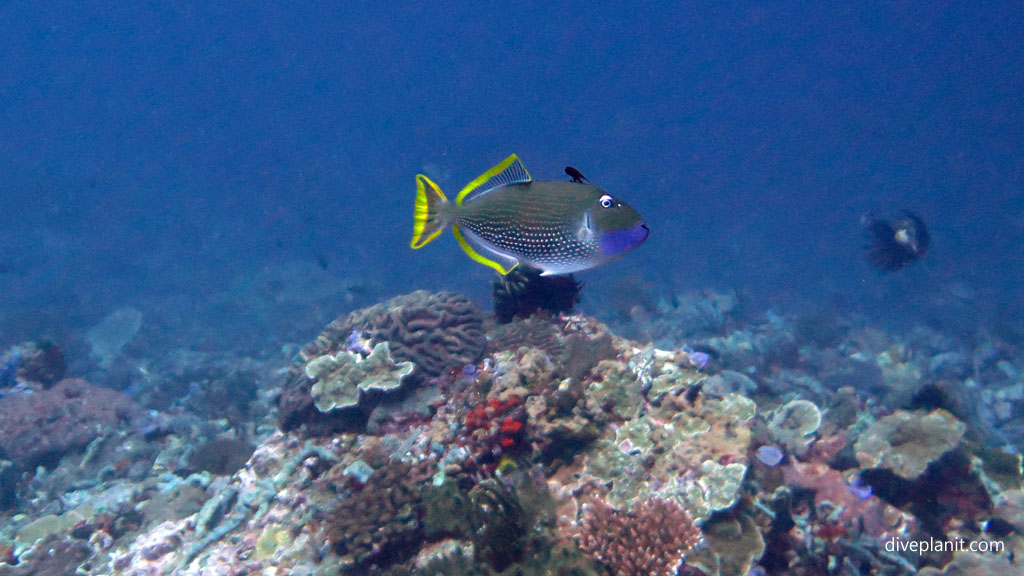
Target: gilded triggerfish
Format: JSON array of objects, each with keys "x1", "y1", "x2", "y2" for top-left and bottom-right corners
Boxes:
[{"x1": 410, "y1": 154, "x2": 648, "y2": 275}]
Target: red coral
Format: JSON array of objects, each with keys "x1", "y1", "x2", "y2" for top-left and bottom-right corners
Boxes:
[
  {"x1": 461, "y1": 394, "x2": 527, "y2": 471},
  {"x1": 499, "y1": 417, "x2": 523, "y2": 435}
]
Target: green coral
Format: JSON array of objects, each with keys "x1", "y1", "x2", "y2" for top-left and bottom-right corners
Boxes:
[
  {"x1": 855, "y1": 408, "x2": 965, "y2": 479},
  {"x1": 687, "y1": 513, "x2": 765, "y2": 576},
  {"x1": 587, "y1": 360, "x2": 644, "y2": 420},
  {"x1": 305, "y1": 342, "x2": 414, "y2": 413},
  {"x1": 581, "y1": 393, "x2": 755, "y2": 522},
  {"x1": 768, "y1": 399, "x2": 821, "y2": 456},
  {"x1": 688, "y1": 461, "x2": 748, "y2": 517}
]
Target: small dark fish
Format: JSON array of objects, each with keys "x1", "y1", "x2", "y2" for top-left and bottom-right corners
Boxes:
[
  {"x1": 411, "y1": 155, "x2": 648, "y2": 275},
  {"x1": 862, "y1": 210, "x2": 930, "y2": 272}
]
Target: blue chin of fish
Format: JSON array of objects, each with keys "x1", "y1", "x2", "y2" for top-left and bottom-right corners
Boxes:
[{"x1": 600, "y1": 222, "x2": 649, "y2": 257}]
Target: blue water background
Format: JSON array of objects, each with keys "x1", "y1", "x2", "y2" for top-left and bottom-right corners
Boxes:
[{"x1": 1, "y1": 1, "x2": 1021, "y2": 354}]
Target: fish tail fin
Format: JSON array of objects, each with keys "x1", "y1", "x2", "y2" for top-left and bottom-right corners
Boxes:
[{"x1": 411, "y1": 174, "x2": 451, "y2": 249}]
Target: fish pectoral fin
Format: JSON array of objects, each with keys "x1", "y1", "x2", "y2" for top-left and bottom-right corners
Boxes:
[
  {"x1": 455, "y1": 154, "x2": 532, "y2": 206},
  {"x1": 576, "y1": 211, "x2": 596, "y2": 242},
  {"x1": 453, "y1": 225, "x2": 520, "y2": 275}
]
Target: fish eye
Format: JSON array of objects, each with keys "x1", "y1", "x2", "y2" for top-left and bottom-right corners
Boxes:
[{"x1": 599, "y1": 194, "x2": 614, "y2": 208}]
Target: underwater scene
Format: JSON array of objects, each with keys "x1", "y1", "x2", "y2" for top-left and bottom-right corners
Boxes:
[{"x1": 1, "y1": 2, "x2": 1022, "y2": 575}]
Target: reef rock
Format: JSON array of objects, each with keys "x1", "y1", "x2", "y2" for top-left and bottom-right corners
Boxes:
[
  {"x1": 569, "y1": 389, "x2": 755, "y2": 522},
  {"x1": 0, "y1": 378, "x2": 138, "y2": 470}
]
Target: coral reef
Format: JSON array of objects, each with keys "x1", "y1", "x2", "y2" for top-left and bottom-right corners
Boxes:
[
  {"x1": 570, "y1": 390, "x2": 755, "y2": 522},
  {"x1": 468, "y1": 480, "x2": 528, "y2": 571},
  {"x1": 462, "y1": 393, "x2": 528, "y2": 471},
  {"x1": 781, "y1": 460, "x2": 918, "y2": 539},
  {"x1": 325, "y1": 460, "x2": 427, "y2": 570},
  {"x1": 486, "y1": 316, "x2": 564, "y2": 358},
  {"x1": 304, "y1": 290, "x2": 486, "y2": 381},
  {"x1": 768, "y1": 399, "x2": 822, "y2": 458},
  {"x1": 278, "y1": 290, "x2": 486, "y2": 435},
  {"x1": 7, "y1": 286, "x2": 1024, "y2": 576},
  {"x1": 0, "y1": 340, "x2": 67, "y2": 388}
]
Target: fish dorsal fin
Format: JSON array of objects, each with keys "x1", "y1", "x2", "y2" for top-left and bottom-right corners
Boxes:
[
  {"x1": 565, "y1": 166, "x2": 588, "y2": 183},
  {"x1": 455, "y1": 154, "x2": 532, "y2": 206}
]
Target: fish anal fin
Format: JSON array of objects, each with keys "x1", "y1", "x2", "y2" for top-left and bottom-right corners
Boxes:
[
  {"x1": 453, "y1": 224, "x2": 519, "y2": 275},
  {"x1": 455, "y1": 154, "x2": 532, "y2": 206}
]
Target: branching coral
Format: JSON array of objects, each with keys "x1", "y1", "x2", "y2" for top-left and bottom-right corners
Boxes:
[
  {"x1": 575, "y1": 497, "x2": 700, "y2": 576},
  {"x1": 325, "y1": 461, "x2": 425, "y2": 571}
]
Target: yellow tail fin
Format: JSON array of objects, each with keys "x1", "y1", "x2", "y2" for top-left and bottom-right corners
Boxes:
[{"x1": 411, "y1": 174, "x2": 449, "y2": 249}]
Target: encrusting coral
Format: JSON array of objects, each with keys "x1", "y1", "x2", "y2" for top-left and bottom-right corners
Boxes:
[
  {"x1": 855, "y1": 408, "x2": 966, "y2": 479},
  {"x1": 768, "y1": 398, "x2": 822, "y2": 457},
  {"x1": 306, "y1": 342, "x2": 414, "y2": 413}
]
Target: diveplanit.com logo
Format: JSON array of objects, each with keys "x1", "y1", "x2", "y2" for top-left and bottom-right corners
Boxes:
[{"x1": 885, "y1": 536, "x2": 1005, "y2": 555}]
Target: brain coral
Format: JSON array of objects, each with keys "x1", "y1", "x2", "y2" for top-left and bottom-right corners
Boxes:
[{"x1": 277, "y1": 291, "x2": 486, "y2": 435}]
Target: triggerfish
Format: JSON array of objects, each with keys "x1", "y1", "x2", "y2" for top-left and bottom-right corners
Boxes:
[{"x1": 410, "y1": 154, "x2": 648, "y2": 275}]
